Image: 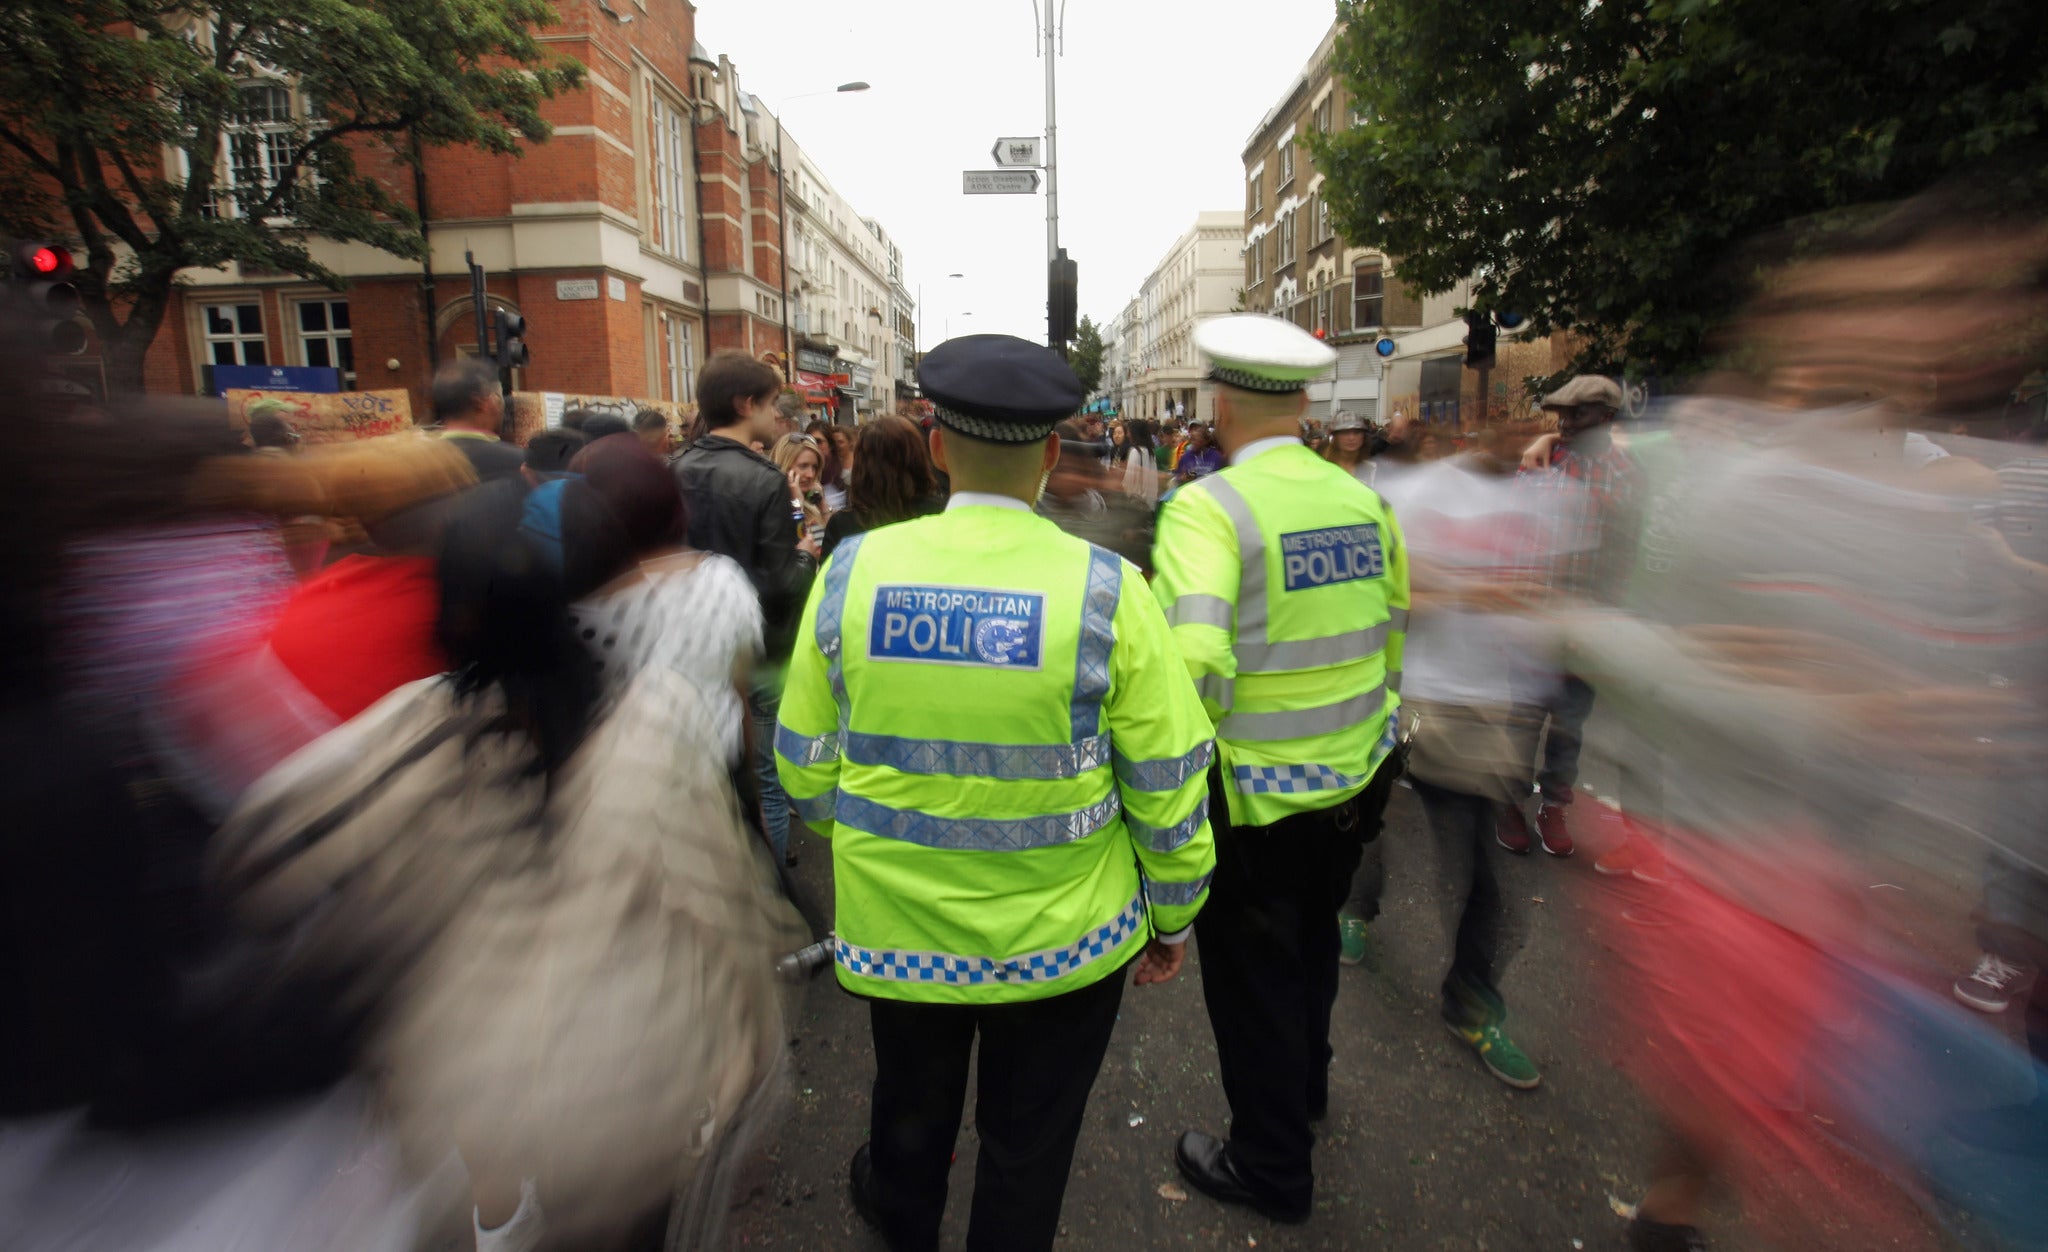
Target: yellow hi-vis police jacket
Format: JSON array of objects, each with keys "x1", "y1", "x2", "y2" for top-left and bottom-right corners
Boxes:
[
  {"x1": 1151, "y1": 439, "x2": 1409, "y2": 829},
  {"x1": 775, "y1": 499, "x2": 1217, "y2": 1005}
]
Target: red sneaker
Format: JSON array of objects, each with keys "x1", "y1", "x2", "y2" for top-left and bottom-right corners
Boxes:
[
  {"x1": 1594, "y1": 834, "x2": 1665, "y2": 883},
  {"x1": 1496, "y1": 805, "x2": 1533, "y2": 855},
  {"x1": 1536, "y1": 802, "x2": 1575, "y2": 857}
]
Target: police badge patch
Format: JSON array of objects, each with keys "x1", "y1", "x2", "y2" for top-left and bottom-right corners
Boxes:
[{"x1": 870, "y1": 584, "x2": 1047, "y2": 670}]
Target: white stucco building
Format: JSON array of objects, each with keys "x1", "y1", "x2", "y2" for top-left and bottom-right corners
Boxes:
[{"x1": 1119, "y1": 210, "x2": 1244, "y2": 425}]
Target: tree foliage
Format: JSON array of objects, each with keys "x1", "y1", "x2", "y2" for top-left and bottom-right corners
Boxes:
[
  {"x1": 0, "y1": 0, "x2": 583, "y2": 390},
  {"x1": 1310, "y1": 0, "x2": 2048, "y2": 377},
  {"x1": 1069, "y1": 315, "x2": 1105, "y2": 395}
]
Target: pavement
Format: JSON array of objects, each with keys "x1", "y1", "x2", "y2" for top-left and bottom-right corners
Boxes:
[{"x1": 725, "y1": 785, "x2": 1975, "y2": 1252}]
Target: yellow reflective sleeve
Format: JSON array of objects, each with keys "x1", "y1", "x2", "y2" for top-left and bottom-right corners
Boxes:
[
  {"x1": 774, "y1": 564, "x2": 841, "y2": 840},
  {"x1": 1150, "y1": 486, "x2": 1240, "y2": 725},
  {"x1": 1107, "y1": 567, "x2": 1217, "y2": 936}
]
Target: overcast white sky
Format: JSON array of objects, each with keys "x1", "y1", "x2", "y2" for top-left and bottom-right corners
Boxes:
[{"x1": 691, "y1": 0, "x2": 1338, "y2": 347}]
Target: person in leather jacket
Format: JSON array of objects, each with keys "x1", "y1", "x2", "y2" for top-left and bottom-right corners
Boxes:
[{"x1": 672, "y1": 351, "x2": 818, "y2": 866}]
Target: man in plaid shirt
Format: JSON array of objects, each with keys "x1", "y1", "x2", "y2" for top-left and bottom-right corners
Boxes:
[{"x1": 1510, "y1": 376, "x2": 1642, "y2": 857}]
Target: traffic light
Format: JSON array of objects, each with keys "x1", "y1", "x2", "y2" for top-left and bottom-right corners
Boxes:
[
  {"x1": 10, "y1": 241, "x2": 87, "y2": 356},
  {"x1": 1462, "y1": 310, "x2": 1495, "y2": 368},
  {"x1": 492, "y1": 306, "x2": 529, "y2": 371},
  {"x1": 1048, "y1": 249, "x2": 1077, "y2": 351}
]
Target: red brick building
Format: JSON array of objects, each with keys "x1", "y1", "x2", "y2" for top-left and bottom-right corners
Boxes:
[{"x1": 142, "y1": 0, "x2": 784, "y2": 422}]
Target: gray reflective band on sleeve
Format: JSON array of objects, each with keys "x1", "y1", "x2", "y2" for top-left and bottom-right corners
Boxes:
[
  {"x1": 1218, "y1": 683, "x2": 1388, "y2": 743},
  {"x1": 1387, "y1": 606, "x2": 1410, "y2": 633},
  {"x1": 843, "y1": 730, "x2": 1113, "y2": 781},
  {"x1": 775, "y1": 723, "x2": 841, "y2": 767},
  {"x1": 1196, "y1": 672, "x2": 1235, "y2": 709},
  {"x1": 1235, "y1": 621, "x2": 1391, "y2": 673},
  {"x1": 1125, "y1": 794, "x2": 1209, "y2": 852},
  {"x1": 1113, "y1": 740, "x2": 1215, "y2": 791},
  {"x1": 1071, "y1": 546, "x2": 1121, "y2": 741},
  {"x1": 1198, "y1": 476, "x2": 1268, "y2": 641},
  {"x1": 790, "y1": 791, "x2": 837, "y2": 822},
  {"x1": 1387, "y1": 670, "x2": 1403, "y2": 695},
  {"x1": 1143, "y1": 871, "x2": 1214, "y2": 907},
  {"x1": 1166, "y1": 594, "x2": 1234, "y2": 631},
  {"x1": 817, "y1": 533, "x2": 867, "y2": 716},
  {"x1": 833, "y1": 790, "x2": 1124, "y2": 851}
]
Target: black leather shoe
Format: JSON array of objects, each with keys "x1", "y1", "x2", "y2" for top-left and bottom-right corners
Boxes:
[
  {"x1": 848, "y1": 1143, "x2": 884, "y2": 1232},
  {"x1": 1174, "y1": 1130, "x2": 1311, "y2": 1224}
]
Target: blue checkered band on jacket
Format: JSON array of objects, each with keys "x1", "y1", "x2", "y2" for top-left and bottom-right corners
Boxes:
[
  {"x1": 837, "y1": 893, "x2": 1146, "y2": 986},
  {"x1": 932, "y1": 401, "x2": 1062, "y2": 444},
  {"x1": 1232, "y1": 762, "x2": 1366, "y2": 794},
  {"x1": 1229, "y1": 717, "x2": 1399, "y2": 794},
  {"x1": 1207, "y1": 365, "x2": 1305, "y2": 394}
]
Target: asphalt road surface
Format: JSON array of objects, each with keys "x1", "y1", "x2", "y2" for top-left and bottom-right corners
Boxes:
[{"x1": 726, "y1": 784, "x2": 1983, "y2": 1252}]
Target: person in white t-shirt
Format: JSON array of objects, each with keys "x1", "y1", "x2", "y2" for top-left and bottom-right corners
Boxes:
[{"x1": 1360, "y1": 429, "x2": 1574, "y2": 1090}]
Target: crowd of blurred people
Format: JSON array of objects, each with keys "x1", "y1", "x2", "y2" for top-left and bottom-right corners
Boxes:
[{"x1": 1, "y1": 191, "x2": 2045, "y2": 1252}]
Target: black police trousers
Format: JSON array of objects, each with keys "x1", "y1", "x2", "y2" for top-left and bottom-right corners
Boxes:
[
  {"x1": 1193, "y1": 759, "x2": 1396, "y2": 1210},
  {"x1": 866, "y1": 964, "x2": 1127, "y2": 1252}
]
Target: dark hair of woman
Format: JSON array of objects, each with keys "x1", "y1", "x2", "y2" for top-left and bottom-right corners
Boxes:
[
  {"x1": 436, "y1": 476, "x2": 635, "y2": 776},
  {"x1": 847, "y1": 416, "x2": 934, "y2": 528},
  {"x1": 1125, "y1": 418, "x2": 1156, "y2": 452}
]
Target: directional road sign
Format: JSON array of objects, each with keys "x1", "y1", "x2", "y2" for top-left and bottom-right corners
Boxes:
[
  {"x1": 963, "y1": 169, "x2": 1041, "y2": 195},
  {"x1": 991, "y1": 136, "x2": 1043, "y2": 167}
]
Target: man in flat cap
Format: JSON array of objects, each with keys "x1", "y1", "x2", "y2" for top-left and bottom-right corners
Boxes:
[
  {"x1": 1153, "y1": 314, "x2": 1410, "y2": 1223},
  {"x1": 1508, "y1": 374, "x2": 1642, "y2": 861},
  {"x1": 776, "y1": 334, "x2": 1216, "y2": 1252}
]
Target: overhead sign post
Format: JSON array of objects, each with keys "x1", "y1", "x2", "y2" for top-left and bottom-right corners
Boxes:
[
  {"x1": 990, "y1": 136, "x2": 1043, "y2": 167},
  {"x1": 962, "y1": 170, "x2": 1041, "y2": 195}
]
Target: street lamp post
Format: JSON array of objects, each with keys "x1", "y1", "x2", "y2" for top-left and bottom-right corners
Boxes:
[
  {"x1": 918, "y1": 272, "x2": 964, "y2": 358},
  {"x1": 775, "y1": 81, "x2": 869, "y2": 383}
]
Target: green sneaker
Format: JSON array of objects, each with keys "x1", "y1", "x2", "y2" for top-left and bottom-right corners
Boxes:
[
  {"x1": 1446, "y1": 1016, "x2": 1542, "y2": 1090},
  {"x1": 1338, "y1": 914, "x2": 1370, "y2": 966}
]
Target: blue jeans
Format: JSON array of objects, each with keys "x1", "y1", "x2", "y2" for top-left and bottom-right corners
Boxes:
[
  {"x1": 750, "y1": 681, "x2": 791, "y2": 861},
  {"x1": 1537, "y1": 675, "x2": 1597, "y2": 804}
]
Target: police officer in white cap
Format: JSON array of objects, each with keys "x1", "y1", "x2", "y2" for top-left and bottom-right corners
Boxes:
[{"x1": 1153, "y1": 315, "x2": 1410, "y2": 1223}]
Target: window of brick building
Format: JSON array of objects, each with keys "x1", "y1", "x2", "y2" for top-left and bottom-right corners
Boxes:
[
  {"x1": 662, "y1": 311, "x2": 695, "y2": 403},
  {"x1": 1248, "y1": 164, "x2": 1263, "y2": 216},
  {"x1": 202, "y1": 302, "x2": 266, "y2": 366},
  {"x1": 1278, "y1": 143, "x2": 1294, "y2": 188},
  {"x1": 295, "y1": 298, "x2": 353, "y2": 386},
  {"x1": 1248, "y1": 234, "x2": 1264, "y2": 287},
  {"x1": 1314, "y1": 97, "x2": 1332, "y2": 135},
  {"x1": 1353, "y1": 262, "x2": 1384, "y2": 329},
  {"x1": 1277, "y1": 210, "x2": 1296, "y2": 266},
  {"x1": 647, "y1": 93, "x2": 691, "y2": 261}
]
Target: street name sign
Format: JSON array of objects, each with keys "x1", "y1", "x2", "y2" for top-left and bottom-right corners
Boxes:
[
  {"x1": 963, "y1": 169, "x2": 1040, "y2": 195},
  {"x1": 991, "y1": 137, "x2": 1043, "y2": 167}
]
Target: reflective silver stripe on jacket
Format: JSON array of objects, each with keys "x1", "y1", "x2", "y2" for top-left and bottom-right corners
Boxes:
[
  {"x1": 1198, "y1": 476, "x2": 1268, "y2": 639},
  {"x1": 1165, "y1": 593, "x2": 1233, "y2": 631},
  {"x1": 841, "y1": 730, "x2": 1112, "y2": 781},
  {"x1": 837, "y1": 893, "x2": 1145, "y2": 987},
  {"x1": 1125, "y1": 796, "x2": 1209, "y2": 853},
  {"x1": 1196, "y1": 673, "x2": 1235, "y2": 708},
  {"x1": 1143, "y1": 871, "x2": 1213, "y2": 907},
  {"x1": 1113, "y1": 740, "x2": 1214, "y2": 791},
  {"x1": 1070, "y1": 546, "x2": 1121, "y2": 740},
  {"x1": 832, "y1": 789, "x2": 1122, "y2": 851},
  {"x1": 776, "y1": 723, "x2": 840, "y2": 768},
  {"x1": 1234, "y1": 620, "x2": 1392, "y2": 672},
  {"x1": 1218, "y1": 683, "x2": 1388, "y2": 743},
  {"x1": 790, "y1": 791, "x2": 837, "y2": 823},
  {"x1": 817, "y1": 531, "x2": 867, "y2": 718},
  {"x1": 1387, "y1": 606, "x2": 1410, "y2": 634}
]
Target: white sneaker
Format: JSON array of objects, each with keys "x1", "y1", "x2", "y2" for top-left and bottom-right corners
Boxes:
[
  {"x1": 474, "y1": 1179, "x2": 545, "y2": 1252},
  {"x1": 1953, "y1": 952, "x2": 2034, "y2": 1014}
]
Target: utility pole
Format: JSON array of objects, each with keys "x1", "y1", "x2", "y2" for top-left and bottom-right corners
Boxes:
[{"x1": 1040, "y1": 0, "x2": 1062, "y2": 352}]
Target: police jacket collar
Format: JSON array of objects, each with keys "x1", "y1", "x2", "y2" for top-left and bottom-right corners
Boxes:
[
  {"x1": 1229, "y1": 435, "x2": 1303, "y2": 467},
  {"x1": 946, "y1": 491, "x2": 1032, "y2": 513}
]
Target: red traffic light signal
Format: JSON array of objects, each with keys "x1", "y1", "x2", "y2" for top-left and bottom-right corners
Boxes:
[
  {"x1": 10, "y1": 241, "x2": 85, "y2": 355},
  {"x1": 28, "y1": 246, "x2": 62, "y2": 275},
  {"x1": 14, "y1": 242, "x2": 72, "y2": 280}
]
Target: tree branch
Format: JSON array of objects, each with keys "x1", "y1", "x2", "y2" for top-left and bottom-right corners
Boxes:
[{"x1": 249, "y1": 114, "x2": 420, "y2": 222}]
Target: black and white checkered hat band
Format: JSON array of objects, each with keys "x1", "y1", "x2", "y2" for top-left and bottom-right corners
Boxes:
[
  {"x1": 1207, "y1": 365, "x2": 1304, "y2": 393},
  {"x1": 932, "y1": 401, "x2": 1060, "y2": 443}
]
